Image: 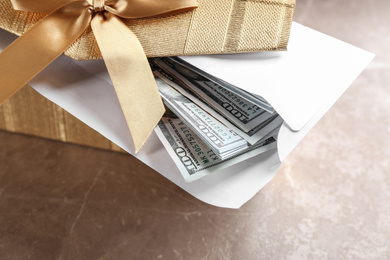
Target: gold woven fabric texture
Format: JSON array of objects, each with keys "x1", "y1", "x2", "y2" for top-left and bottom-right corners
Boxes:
[
  {"x1": 0, "y1": 86, "x2": 124, "y2": 152},
  {"x1": 0, "y1": 0, "x2": 295, "y2": 60}
]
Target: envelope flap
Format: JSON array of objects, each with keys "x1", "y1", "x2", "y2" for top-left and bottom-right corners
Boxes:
[{"x1": 181, "y1": 23, "x2": 374, "y2": 132}]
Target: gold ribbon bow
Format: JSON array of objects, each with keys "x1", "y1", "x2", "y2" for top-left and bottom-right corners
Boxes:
[{"x1": 0, "y1": 0, "x2": 198, "y2": 152}]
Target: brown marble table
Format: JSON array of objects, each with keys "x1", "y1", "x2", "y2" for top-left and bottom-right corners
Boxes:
[{"x1": 1, "y1": 0, "x2": 389, "y2": 259}]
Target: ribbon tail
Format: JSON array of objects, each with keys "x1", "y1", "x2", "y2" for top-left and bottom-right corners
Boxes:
[
  {"x1": 91, "y1": 13, "x2": 165, "y2": 153},
  {"x1": 0, "y1": 2, "x2": 91, "y2": 106}
]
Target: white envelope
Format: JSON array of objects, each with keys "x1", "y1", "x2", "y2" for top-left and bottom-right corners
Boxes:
[{"x1": 0, "y1": 23, "x2": 374, "y2": 209}]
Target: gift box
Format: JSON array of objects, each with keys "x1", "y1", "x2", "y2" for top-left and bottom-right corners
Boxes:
[
  {"x1": 0, "y1": 0, "x2": 296, "y2": 58},
  {"x1": 0, "y1": 0, "x2": 296, "y2": 153}
]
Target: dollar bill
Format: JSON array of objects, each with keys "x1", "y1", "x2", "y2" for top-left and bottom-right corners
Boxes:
[
  {"x1": 155, "y1": 77, "x2": 248, "y2": 159},
  {"x1": 155, "y1": 117, "x2": 277, "y2": 183},
  {"x1": 151, "y1": 62, "x2": 282, "y2": 145},
  {"x1": 152, "y1": 57, "x2": 274, "y2": 132}
]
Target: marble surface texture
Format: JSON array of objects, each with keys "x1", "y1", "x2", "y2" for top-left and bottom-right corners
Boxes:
[{"x1": 0, "y1": 0, "x2": 389, "y2": 259}]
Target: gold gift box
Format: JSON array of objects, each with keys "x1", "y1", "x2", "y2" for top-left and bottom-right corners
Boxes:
[
  {"x1": 0, "y1": 0, "x2": 296, "y2": 58},
  {"x1": 0, "y1": 0, "x2": 295, "y2": 151}
]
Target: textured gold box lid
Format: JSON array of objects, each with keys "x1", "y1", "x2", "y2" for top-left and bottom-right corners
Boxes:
[{"x1": 0, "y1": 0, "x2": 295, "y2": 60}]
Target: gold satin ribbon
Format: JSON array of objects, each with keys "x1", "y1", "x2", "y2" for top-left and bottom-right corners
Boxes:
[{"x1": 0, "y1": 0, "x2": 198, "y2": 152}]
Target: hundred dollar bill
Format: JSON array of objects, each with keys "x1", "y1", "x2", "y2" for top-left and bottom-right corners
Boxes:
[
  {"x1": 155, "y1": 117, "x2": 277, "y2": 183},
  {"x1": 151, "y1": 63, "x2": 282, "y2": 145},
  {"x1": 152, "y1": 57, "x2": 276, "y2": 132},
  {"x1": 155, "y1": 77, "x2": 248, "y2": 159}
]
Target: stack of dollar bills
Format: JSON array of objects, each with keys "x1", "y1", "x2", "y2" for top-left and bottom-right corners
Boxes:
[{"x1": 150, "y1": 57, "x2": 283, "y2": 183}]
